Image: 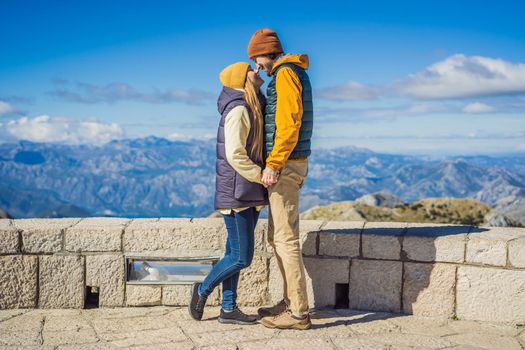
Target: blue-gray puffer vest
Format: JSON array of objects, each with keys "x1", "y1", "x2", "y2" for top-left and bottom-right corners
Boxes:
[
  {"x1": 214, "y1": 87, "x2": 268, "y2": 210},
  {"x1": 265, "y1": 63, "x2": 313, "y2": 158}
]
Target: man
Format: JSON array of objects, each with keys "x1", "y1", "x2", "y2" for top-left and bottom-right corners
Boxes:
[{"x1": 247, "y1": 28, "x2": 313, "y2": 330}]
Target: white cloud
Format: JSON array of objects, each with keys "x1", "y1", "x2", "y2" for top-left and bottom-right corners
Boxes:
[
  {"x1": 362, "y1": 102, "x2": 450, "y2": 118},
  {"x1": 6, "y1": 115, "x2": 124, "y2": 144},
  {"x1": 396, "y1": 54, "x2": 525, "y2": 99},
  {"x1": 0, "y1": 101, "x2": 15, "y2": 115},
  {"x1": 317, "y1": 54, "x2": 525, "y2": 102},
  {"x1": 462, "y1": 102, "x2": 496, "y2": 113},
  {"x1": 317, "y1": 102, "x2": 450, "y2": 121}
]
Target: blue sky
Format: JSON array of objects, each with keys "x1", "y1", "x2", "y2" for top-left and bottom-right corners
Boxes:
[{"x1": 1, "y1": 0, "x2": 524, "y2": 155}]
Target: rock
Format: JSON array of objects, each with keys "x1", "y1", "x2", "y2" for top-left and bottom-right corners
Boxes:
[
  {"x1": 495, "y1": 193, "x2": 525, "y2": 227},
  {"x1": 300, "y1": 202, "x2": 365, "y2": 221},
  {"x1": 356, "y1": 192, "x2": 406, "y2": 208},
  {"x1": 0, "y1": 208, "x2": 12, "y2": 219},
  {"x1": 484, "y1": 210, "x2": 521, "y2": 227}
]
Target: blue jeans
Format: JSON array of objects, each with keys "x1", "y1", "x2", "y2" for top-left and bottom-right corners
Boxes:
[{"x1": 198, "y1": 207, "x2": 259, "y2": 311}]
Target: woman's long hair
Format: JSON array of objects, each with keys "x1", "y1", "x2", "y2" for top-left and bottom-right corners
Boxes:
[{"x1": 243, "y1": 78, "x2": 264, "y2": 162}]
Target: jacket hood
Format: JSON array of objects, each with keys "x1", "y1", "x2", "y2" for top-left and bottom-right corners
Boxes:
[
  {"x1": 217, "y1": 87, "x2": 245, "y2": 115},
  {"x1": 271, "y1": 54, "x2": 309, "y2": 74}
]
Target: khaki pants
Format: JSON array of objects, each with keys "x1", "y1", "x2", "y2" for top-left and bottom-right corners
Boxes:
[{"x1": 267, "y1": 158, "x2": 309, "y2": 314}]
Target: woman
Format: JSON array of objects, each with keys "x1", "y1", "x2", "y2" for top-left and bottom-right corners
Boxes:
[{"x1": 189, "y1": 62, "x2": 268, "y2": 325}]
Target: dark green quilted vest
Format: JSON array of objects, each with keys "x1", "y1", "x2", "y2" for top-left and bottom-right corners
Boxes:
[{"x1": 265, "y1": 63, "x2": 313, "y2": 158}]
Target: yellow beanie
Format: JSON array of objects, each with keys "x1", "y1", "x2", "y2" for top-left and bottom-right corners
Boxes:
[{"x1": 219, "y1": 62, "x2": 250, "y2": 89}]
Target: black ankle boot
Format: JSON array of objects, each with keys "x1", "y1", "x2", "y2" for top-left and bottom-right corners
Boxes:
[
  {"x1": 218, "y1": 306, "x2": 257, "y2": 325},
  {"x1": 188, "y1": 282, "x2": 207, "y2": 321}
]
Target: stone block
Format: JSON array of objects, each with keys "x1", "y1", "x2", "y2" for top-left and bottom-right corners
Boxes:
[
  {"x1": 509, "y1": 237, "x2": 525, "y2": 268},
  {"x1": 86, "y1": 254, "x2": 125, "y2": 307},
  {"x1": 318, "y1": 221, "x2": 363, "y2": 257},
  {"x1": 0, "y1": 255, "x2": 37, "y2": 308},
  {"x1": 304, "y1": 257, "x2": 350, "y2": 308},
  {"x1": 456, "y1": 265, "x2": 525, "y2": 323},
  {"x1": 265, "y1": 219, "x2": 323, "y2": 256},
  {"x1": 39, "y1": 255, "x2": 84, "y2": 308},
  {"x1": 362, "y1": 222, "x2": 406, "y2": 260},
  {"x1": 403, "y1": 262, "x2": 456, "y2": 317},
  {"x1": 65, "y1": 218, "x2": 130, "y2": 252},
  {"x1": 236, "y1": 256, "x2": 269, "y2": 306},
  {"x1": 123, "y1": 218, "x2": 224, "y2": 255},
  {"x1": 125, "y1": 285, "x2": 162, "y2": 306},
  {"x1": 466, "y1": 227, "x2": 525, "y2": 267},
  {"x1": 0, "y1": 219, "x2": 18, "y2": 254},
  {"x1": 349, "y1": 259, "x2": 402, "y2": 312},
  {"x1": 403, "y1": 223, "x2": 468, "y2": 263},
  {"x1": 162, "y1": 285, "x2": 220, "y2": 306},
  {"x1": 300, "y1": 220, "x2": 324, "y2": 256},
  {"x1": 16, "y1": 218, "x2": 79, "y2": 253},
  {"x1": 301, "y1": 231, "x2": 318, "y2": 256}
]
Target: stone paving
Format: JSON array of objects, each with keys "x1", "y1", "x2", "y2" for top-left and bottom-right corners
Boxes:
[{"x1": 0, "y1": 307, "x2": 523, "y2": 349}]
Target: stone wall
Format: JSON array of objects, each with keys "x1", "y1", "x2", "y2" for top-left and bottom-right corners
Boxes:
[{"x1": 0, "y1": 218, "x2": 524, "y2": 324}]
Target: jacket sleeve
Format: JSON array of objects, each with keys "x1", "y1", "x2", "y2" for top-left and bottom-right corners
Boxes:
[
  {"x1": 266, "y1": 67, "x2": 303, "y2": 171},
  {"x1": 224, "y1": 105, "x2": 263, "y2": 184}
]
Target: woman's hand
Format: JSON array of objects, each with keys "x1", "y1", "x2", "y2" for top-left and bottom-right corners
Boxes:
[{"x1": 261, "y1": 167, "x2": 279, "y2": 188}]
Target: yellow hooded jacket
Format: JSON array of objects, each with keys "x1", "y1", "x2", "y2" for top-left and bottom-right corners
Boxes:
[{"x1": 266, "y1": 54, "x2": 309, "y2": 172}]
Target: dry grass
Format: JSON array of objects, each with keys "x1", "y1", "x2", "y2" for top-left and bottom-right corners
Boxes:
[{"x1": 301, "y1": 197, "x2": 491, "y2": 225}]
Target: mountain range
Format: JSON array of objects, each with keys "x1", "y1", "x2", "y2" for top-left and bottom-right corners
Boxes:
[{"x1": 1, "y1": 136, "x2": 524, "y2": 225}]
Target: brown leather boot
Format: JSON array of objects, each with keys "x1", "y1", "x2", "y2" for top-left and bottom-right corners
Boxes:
[
  {"x1": 260, "y1": 310, "x2": 311, "y2": 330},
  {"x1": 257, "y1": 299, "x2": 288, "y2": 318}
]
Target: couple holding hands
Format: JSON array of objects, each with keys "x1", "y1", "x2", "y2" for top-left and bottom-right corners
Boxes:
[{"x1": 189, "y1": 28, "x2": 313, "y2": 330}]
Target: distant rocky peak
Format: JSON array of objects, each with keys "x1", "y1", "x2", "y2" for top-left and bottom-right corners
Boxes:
[{"x1": 355, "y1": 192, "x2": 406, "y2": 208}]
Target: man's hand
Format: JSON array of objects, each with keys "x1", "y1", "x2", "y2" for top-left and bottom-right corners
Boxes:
[{"x1": 261, "y1": 167, "x2": 279, "y2": 188}]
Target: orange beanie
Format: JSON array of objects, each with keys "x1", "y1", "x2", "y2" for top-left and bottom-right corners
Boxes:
[
  {"x1": 247, "y1": 28, "x2": 283, "y2": 59},
  {"x1": 219, "y1": 62, "x2": 250, "y2": 89}
]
